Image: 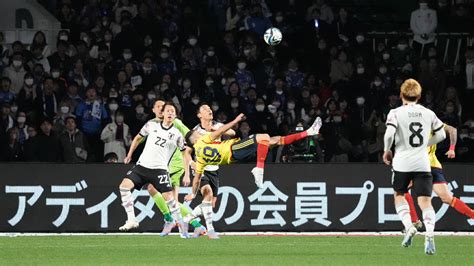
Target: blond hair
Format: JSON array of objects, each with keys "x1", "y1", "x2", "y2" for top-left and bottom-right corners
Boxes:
[{"x1": 400, "y1": 79, "x2": 422, "y2": 101}]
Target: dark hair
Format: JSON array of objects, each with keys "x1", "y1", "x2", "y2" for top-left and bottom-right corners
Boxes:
[
  {"x1": 104, "y1": 152, "x2": 119, "y2": 162},
  {"x1": 185, "y1": 130, "x2": 195, "y2": 147},
  {"x1": 65, "y1": 116, "x2": 76, "y2": 124},
  {"x1": 162, "y1": 101, "x2": 177, "y2": 112}
]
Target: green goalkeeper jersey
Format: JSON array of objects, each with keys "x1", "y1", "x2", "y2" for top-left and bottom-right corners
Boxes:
[{"x1": 168, "y1": 118, "x2": 190, "y2": 173}]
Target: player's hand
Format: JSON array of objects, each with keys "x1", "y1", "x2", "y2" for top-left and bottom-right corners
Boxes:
[
  {"x1": 124, "y1": 155, "x2": 132, "y2": 164},
  {"x1": 383, "y1": 150, "x2": 393, "y2": 166},
  {"x1": 234, "y1": 113, "x2": 246, "y2": 123},
  {"x1": 446, "y1": 150, "x2": 456, "y2": 159},
  {"x1": 184, "y1": 194, "x2": 194, "y2": 202},
  {"x1": 182, "y1": 175, "x2": 191, "y2": 186}
]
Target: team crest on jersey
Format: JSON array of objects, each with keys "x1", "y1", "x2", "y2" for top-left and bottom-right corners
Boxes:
[{"x1": 168, "y1": 133, "x2": 175, "y2": 140}]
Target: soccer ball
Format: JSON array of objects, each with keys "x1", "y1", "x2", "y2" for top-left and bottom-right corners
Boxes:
[{"x1": 263, "y1": 27, "x2": 283, "y2": 46}]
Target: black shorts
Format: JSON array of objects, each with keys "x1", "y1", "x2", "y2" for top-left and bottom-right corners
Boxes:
[
  {"x1": 126, "y1": 165, "x2": 172, "y2": 193},
  {"x1": 199, "y1": 170, "x2": 219, "y2": 196},
  {"x1": 432, "y1": 168, "x2": 448, "y2": 184},
  {"x1": 392, "y1": 170, "x2": 433, "y2": 197},
  {"x1": 231, "y1": 135, "x2": 258, "y2": 162}
]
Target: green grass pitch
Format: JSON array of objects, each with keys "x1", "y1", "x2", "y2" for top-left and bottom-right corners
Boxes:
[{"x1": 0, "y1": 235, "x2": 473, "y2": 265}]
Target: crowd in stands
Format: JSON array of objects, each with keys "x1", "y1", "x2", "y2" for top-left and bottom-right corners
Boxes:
[{"x1": 1, "y1": 0, "x2": 473, "y2": 163}]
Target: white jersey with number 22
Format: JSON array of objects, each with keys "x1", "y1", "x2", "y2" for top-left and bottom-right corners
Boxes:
[{"x1": 386, "y1": 103, "x2": 444, "y2": 172}]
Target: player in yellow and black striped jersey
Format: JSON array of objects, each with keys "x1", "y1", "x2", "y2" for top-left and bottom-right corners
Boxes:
[
  {"x1": 405, "y1": 123, "x2": 474, "y2": 226},
  {"x1": 183, "y1": 113, "x2": 322, "y2": 201}
]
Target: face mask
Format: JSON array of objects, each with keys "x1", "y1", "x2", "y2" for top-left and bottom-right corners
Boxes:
[
  {"x1": 82, "y1": 37, "x2": 89, "y2": 43},
  {"x1": 221, "y1": 78, "x2": 227, "y2": 85},
  {"x1": 188, "y1": 38, "x2": 198, "y2": 46},
  {"x1": 123, "y1": 53, "x2": 132, "y2": 60},
  {"x1": 379, "y1": 67, "x2": 387, "y2": 74},
  {"x1": 275, "y1": 16, "x2": 284, "y2": 23},
  {"x1": 17, "y1": 117, "x2": 26, "y2": 123},
  {"x1": 52, "y1": 71, "x2": 60, "y2": 78},
  {"x1": 419, "y1": 3, "x2": 428, "y2": 9},
  {"x1": 104, "y1": 35, "x2": 112, "y2": 41},
  {"x1": 183, "y1": 81, "x2": 191, "y2": 89},
  {"x1": 162, "y1": 41, "x2": 171, "y2": 47},
  {"x1": 147, "y1": 93, "x2": 156, "y2": 100},
  {"x1": 160, "y1": 85, "x2": 169, "y2": 92},
  {"x1": 212, "y1": 104, "x2": 219, "y2": 111},
  {"x1": 61, "y1": 106, "x2": 70, "y2": 114},
  {"x1": 143, "y1": 66, "x2": 152, "y2": 72},
  {"x1": 357, "y1": 67, "x2": 365, "y2": 74},
  {"x1": 192, "y1": 98, "x2": 200, "y2": 105},
  {"x1": 160, "y1": 53, "x2": 169, "y2": 59},
  {"x1": 356, "y1": 35, "x2": 365, "y2": 43},
  {"x1": 295, "y1": 126, "x2": 304, "y2": 131},
  {"x1": 333, "y1": 115, "x2": 342, "y2": 122},
  {"x1": 116, "y1": 116, "x2": 124, "y2": 123},
  {"x1": 13, "y1": 60, "x2": 22, "y2": 67},
  {"x1": 109, "y1": 103, "x2": 119, "y2": 111},
  {"x1": 102, "y1": 21, "x2": 108, "y2": 27},
  {"x1": 268, "y1": 106, "x2": 277, "y2": 114},
  {"x1": 460, "y1": 134, "x2": 469, "y2": 139},
  {"x1": 243, "y1": 49, "x2": 251, "y2": 56},
  {"x1": 231, "y1": 102, "x2": 239, "y2": 108},
  {"x1": 356, "y1": 97, "x2": 365, "y2": 105},
  {"x1": 397, "y1": 44, "x2": 408, "y2": 51},
  {"x1": 272, "y1": 101, "x2": 281, "y2": 108},
  {"x1": 237, "y1": 62, "x2": 246, "y2": 70},
  {"x1": 287, "y1": 103, "x2": 295, "y2": 109},
  {"x1": 318, "y1": 43, "x2": 326, "y2": 50},
  {"x1": 276, "y1": 89, "x2": 283, "y2": 95},
  {"x1": 207, "y1": 51, "x2": 215, "y2": 57},
  {"x1": 136, "y1": 106, "x2": 144, "y2": 114},
  {"x1": 206, "y1": 80, "x2": 214, "y2": 86},
  {"x1": 374, "y1": 80, "x2": 382, "y2": 86},
  {"x1": 10, "y1": 106, "x2": 18, "y2": 113},
  {"x1": 25, "y1": 78, "x2": 34, "y2": 86},
  {"x1": 144, "y1": 39, "x2": 152, "y2": 46},
  {"x1": 255, "y1": 104, "x2": 265, "y2": 112},
  {"x1": 382, "y1": 53, "x2": 390, "y2": 60},
  {"x1": 59, "y1": 35, "x2": 68, "y2": 41}
]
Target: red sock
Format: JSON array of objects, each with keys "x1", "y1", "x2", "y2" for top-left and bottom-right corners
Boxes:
[
  {"x1": 451, "y1": 197, "x2": 474, "y2": 219},
  {"x1": 256, "y1": 140, "x2": 269, "y2": 168},
  {"x1": 280, "y1": 131, "x2": 308, "y2": 145},
  {"x1": 404, "y1": 192, "x2": 419, "y2": 222}
]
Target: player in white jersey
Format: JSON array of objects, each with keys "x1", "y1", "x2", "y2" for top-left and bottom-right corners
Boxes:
[
  {"x1": 383, "y1": 79, "x2": 446, "y2": 255},
  {"x1": 118, "y1": 102, "x2": 190, "y2": 236},
  {"x1": 183, "y1": 104, "x2": 235, "y2": 239}
]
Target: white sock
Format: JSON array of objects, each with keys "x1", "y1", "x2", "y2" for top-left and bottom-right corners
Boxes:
[
  {"x1": 192, "y1": 204, "x2": 203, "y2": 217},
  {"x1": 201, "y1": 201, "x2": 214, "y2": 231},
  {"x1": 422, "y1": 207, "x2": 436, "y2": 237},
  {"x1": 166, "y1": 199, "x2": 182, "y2": 222},
  {"x1": 395, "y1": 203, "x2": 412, "y2": 231},
  {"x1": 120, "y1": 187, "x2": 136, "y2": 222}
]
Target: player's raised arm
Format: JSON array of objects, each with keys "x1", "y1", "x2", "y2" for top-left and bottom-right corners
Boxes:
[
  {"x1": 209, "y1": 113, "x2": 245, "y2": 141},
  {"x1": 444, "y1": 124, "x2": 457, "y2": 158}
]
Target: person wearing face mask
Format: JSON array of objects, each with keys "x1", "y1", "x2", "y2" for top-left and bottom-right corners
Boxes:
[
  {"x1": 29, "y1": 45, "x2": 51, "y2": 73},
  {"x1": 285, "y1": 59, "x2": 305, "y2": 90},
  {"x1": 2, "y1": 52, "x2": 27, "y2": 95},
  {"x1": 155, "y1": 46, "x2": 177, "y2": 75},
  {"x1": 101, "y1": 111, "x2": 132, "y2": 162},
  {"x1": 351, "y1": 33, "x2": 373, "y2": 65},
  {"x1": 53, "y1": 101, "x2": 74, "y2": 134},
  {"x1": 14, "y1": 111, "x2": 29, "y2": 146},
  {"x1": 234, "y1": 58, "x2": 256, "y2": 92},
  {"x1": 410, "y1": 0, "x2": 437, "y2": 57}
]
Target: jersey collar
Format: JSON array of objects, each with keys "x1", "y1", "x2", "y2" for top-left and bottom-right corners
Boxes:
[{"x1": 160, "y1": 121, "x2": 173, "y2": 131}]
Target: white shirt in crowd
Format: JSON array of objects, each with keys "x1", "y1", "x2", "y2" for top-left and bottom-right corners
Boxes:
[{"x1": 410, "y1": 4, "x2": 437, "y2": 44}]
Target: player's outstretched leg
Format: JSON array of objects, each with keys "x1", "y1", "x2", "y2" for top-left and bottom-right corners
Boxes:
[
  {"x1": 434, "y1": 183, "x2": 474, "y2": 219},
  {"x1": 118, "y1": 179, "x2": 139, "y2": 231},
  {"x1": 164, "y1": 193, "x2": 189, "y2": 238},
  {"x1": 251, "y1": 134, "x2": 269, "y2": 189}
]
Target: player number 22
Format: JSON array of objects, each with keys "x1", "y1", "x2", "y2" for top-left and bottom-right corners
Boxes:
[
  {"x1": 409, "y1": 122, "x2": 423, "y2": 147},
  {"x1": 155, "y1": 136, "x2": 166, "y2": 147}
]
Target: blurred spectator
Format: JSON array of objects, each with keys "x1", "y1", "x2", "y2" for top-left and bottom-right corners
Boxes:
[
  {"x1": 15, "y1": 111, "x2": 29, "y2": 146},
  {"x1": 104, "y1": 152, "x2": 119, "y2": 163},
  {"x1": 410, "y1": 0, "x2": 437, "y2": 57},
  {"x1": 36, "y1": 119, "x2": 61, "y2": 162},
  {"x1": 34, "y1": 77, "x2": 58, "y2": 119},
  {"x1": 100, "y1": 111, "x2": 131, "y2": 162},
  {"x1": 330, "y1": 50, "x2": 353, "y2": 84},
  {"x1": 2, "y1": 53, "x2": 27, "y2": 95},
  {"x1": 23, "y1": 126, "x2": 39, "y2": 161},
  {"x1": 0, "y1": 77, "x2": 15, "y2": 104},
  {"x1": 75, "y1": 87, "x2": 109, "y2": 161},
  {"x1": 0, "y1": 127, "x2": 23, "y2": 161},
  {"x1": 59, "y1": 116, "x2": 89, "y2": 162}
]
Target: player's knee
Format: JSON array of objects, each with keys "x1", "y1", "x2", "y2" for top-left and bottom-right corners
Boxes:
[
  {"x1": 439, "y1": 194, "x2": 453, "y2": 204},
  {"x1": 119, "y1": 178, "x2": 133, "y2": 190},
  {"x1": 201, "y1": 186, "x2": 213, "y2": 199},
  {"x1": 146, "y1": 184, "x2": 157, "y2": 195},
  {"x1": 162, "y1": 192, "x2": 172, "y2": 201}
]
